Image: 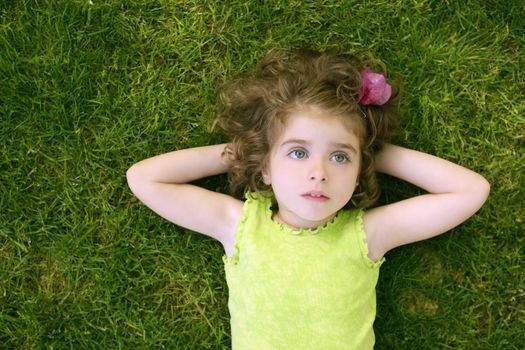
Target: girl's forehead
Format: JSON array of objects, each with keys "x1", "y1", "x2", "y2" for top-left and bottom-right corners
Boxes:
[
  {"x1": 282, "y1": 107, "x2": 362, "y2": 136},
  {"x1": 274, "y1": 107, "x2": 363, "y2": 149}
]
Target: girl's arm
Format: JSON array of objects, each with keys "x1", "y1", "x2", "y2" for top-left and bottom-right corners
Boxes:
[
  {"x1": 126, "y1": 144, "x2": 243, "y2": 248},
  {"x1": 364, "y1": 144, "x2": 490, "y2": 261}
]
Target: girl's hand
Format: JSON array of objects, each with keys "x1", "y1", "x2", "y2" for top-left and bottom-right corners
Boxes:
[{"x1": 363, "y1": 144, "x2": 490, "y2": 261}]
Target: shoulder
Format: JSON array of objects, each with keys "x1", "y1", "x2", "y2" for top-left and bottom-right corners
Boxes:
[
  {"x1": 361, "y1": 208, "x2": 386, "y2": 262},
  {"x1": 222, "y1": 191, "x2": 272, "y2": 256},
  {"x1": 242, "y1": 191, "x2": 274, "y2": 216},
  {"x1": 337, "y1": 207, "x2": 364, "y2": 227}
]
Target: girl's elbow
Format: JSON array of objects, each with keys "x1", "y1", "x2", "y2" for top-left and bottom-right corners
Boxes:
[
  {"x1": 471, "y1": 174, "x2": 490, "y2": 207},
  {"x1": 481, "y1": 176, "x2": 490, "y2": 202},
  {"x1": 126, "y1": 167, "x2": 138, "y2": 193},
  {"x1": 458, "y1": 175, "x2": 490, "y2": 220},
  {"x1": 126, "y1": 165, "x2": 147, "y2": 195},
  {"x1": 126, "y1": 165, "x2": 138, "y2": 186},
  {"x1": 476, "y1": 174, "x2": 490, "y2": 197}
]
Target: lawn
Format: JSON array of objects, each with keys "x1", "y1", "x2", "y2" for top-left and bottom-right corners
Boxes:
[{"x1": 1, "y1": 0, "x2": 524, "y2": 349}]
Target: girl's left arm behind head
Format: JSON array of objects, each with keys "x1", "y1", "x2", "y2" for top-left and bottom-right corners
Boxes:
[{"x1": 363, "y1": 144, "x2": 490, "y2": 261}]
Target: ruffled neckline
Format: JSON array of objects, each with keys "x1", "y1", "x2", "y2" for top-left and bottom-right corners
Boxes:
[{"x1": 251, "y1": 192, "x2": 344, "y2": 236}]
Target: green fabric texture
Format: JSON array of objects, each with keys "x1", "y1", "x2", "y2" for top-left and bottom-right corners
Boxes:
[{"x1": 223, "y1": 192, "x2": 384, "y2": 349}]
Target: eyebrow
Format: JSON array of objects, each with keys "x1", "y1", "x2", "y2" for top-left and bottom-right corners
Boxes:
[
  {"x1": 280, "y1": 139, "x2": 358, "y2": 154},
  {"x1": 331, "y1": 142, "x2": 359, "y2": 154}
]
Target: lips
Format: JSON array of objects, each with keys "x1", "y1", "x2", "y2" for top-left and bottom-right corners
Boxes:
[{"x1": 301, "y1": 191, "x2": 329, "y2": 202}]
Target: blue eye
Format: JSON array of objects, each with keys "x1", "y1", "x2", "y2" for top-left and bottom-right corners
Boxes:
[
  {"x1": 289, "y1": 149, "x2": 307, "y2": 159},
  {"x1": 331, "y1": 153, "x2": 349, "y2": 163}
]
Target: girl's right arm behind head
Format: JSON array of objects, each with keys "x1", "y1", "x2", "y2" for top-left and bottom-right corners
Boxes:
[{"x1": 126, "y1": 144, "x2": 244, "y2": 248}]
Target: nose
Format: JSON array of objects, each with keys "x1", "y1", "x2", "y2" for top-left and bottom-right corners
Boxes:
[{"x1": 308, "y1": 159, "x2": 327, "y2": 182}]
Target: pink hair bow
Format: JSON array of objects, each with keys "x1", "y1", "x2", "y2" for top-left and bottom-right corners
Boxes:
[{"x1": 360, "y1": 68, "x2": 392, "y2": 106}]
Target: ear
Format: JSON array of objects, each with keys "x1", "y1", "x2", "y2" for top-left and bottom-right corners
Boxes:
[
  {"x1": 261, "y1": 162, "x2": 271, "y2": 185},
  {"x1": 262, "y1": 168, "x2": 271, "y2": 185}
]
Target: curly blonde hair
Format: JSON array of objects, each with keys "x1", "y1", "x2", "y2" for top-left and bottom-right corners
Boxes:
[{"x1": 215, "y1": 48, "x2": 400, "y2": 208}]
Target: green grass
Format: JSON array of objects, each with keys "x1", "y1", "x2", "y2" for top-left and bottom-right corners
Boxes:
[{"x1": 1, "y1": 0, "x2": 524, "y2": 348}]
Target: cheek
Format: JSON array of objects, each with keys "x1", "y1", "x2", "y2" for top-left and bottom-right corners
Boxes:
[
  {"x1": 267, "y1": 163, "x2": 298, "y2": 189},
  {"x1": 335, "y1": 166, "x2": 360, "y2": 190}
]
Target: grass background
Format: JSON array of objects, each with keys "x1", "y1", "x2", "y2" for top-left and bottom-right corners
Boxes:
[{"x1": 1, "y1": 0, "x2": 524, "y2": 348}]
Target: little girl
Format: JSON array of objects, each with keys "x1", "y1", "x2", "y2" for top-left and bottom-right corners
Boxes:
[{"x1": 126, "y1": 49, "x2": 490, "y2": 349}]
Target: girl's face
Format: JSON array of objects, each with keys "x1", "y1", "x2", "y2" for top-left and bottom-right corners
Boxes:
[{"x1": 262, "y1": 106, "x2": 362, "y2": 230}]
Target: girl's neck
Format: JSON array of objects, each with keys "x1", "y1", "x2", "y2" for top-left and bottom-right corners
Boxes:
[{"x1": 272, "y1": 210, "x2": 337, "y2": 231}]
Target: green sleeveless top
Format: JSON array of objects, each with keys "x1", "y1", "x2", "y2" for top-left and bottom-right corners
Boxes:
[{"x1": 223, "y1": 192, "x2": 384, "y2": 350}]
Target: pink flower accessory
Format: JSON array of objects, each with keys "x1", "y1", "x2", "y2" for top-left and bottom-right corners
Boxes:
[{"x1": 359, "y1": 68, "x2": 392, "y2": 106}]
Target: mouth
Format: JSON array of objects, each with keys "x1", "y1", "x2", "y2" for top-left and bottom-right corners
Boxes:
[{"x1": 301, "y1": 191, "x2": 330, "y2": 202}]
